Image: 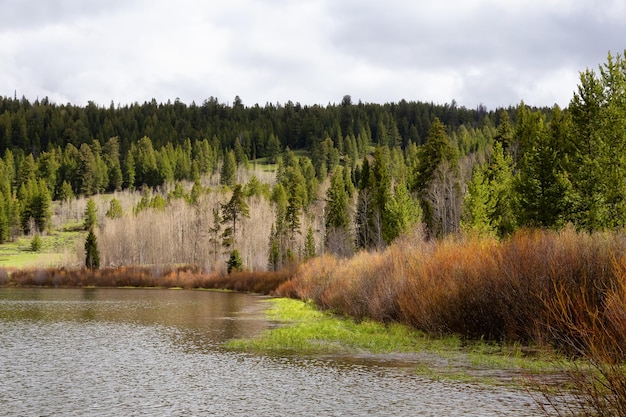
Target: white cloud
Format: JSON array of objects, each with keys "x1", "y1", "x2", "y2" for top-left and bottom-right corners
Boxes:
[{"x1": 0, "y1": 0, "x2": 624, "y2": 109}]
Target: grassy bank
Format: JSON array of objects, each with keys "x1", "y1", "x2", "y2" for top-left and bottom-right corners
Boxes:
[{"x1": 227, "y1": 298, "x2": 564, "y2": 386}]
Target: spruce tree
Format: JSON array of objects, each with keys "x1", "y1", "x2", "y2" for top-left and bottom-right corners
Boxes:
[
  {"x1": 384, "y1": 182, "x2": 421, "y2": 242},
  {"x1": 221, "y1": 184, "x2": 250, "y2": 249},
  {"x1": 106, "y1": 198, "x2": 123, "y2": 219},
  {"x1": 220, "y1": 150, "x2": 237, "y2": 187},
  {"x1": 227, "y1": 249, "x2": 243, "y2": 273},
  {"x1": 85, "y1": 228, "x2": 100, "y2": 269},
  {"x1": 304, "y1": 226, "x2": 316, "y2": 260},
  {"x1": 84, "y1": 198, "x2": 98, "y2": 230}
]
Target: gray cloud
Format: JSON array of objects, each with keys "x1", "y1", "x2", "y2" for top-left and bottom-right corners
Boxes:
[{"x1": 0, "y1": 0, "x2": 624, "y2": 109}]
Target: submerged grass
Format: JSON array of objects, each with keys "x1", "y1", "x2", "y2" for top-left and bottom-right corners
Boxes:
[
  {"x1": 227, "y1": 298, "x2": 562, "y2": 386},
  {"x1": 228, "y1": 298, "x2": 459, "y2": 353}
]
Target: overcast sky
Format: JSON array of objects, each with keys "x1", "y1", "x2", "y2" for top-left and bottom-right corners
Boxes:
[{"x1": 1, "y1": 0, "x2": 624, "y2": 110}]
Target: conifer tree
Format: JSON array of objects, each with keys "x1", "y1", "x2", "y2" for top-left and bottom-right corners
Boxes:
[
  {"x1": 227, "y1": 249, "x2": 243, "y2": 273},
  {"x1": 220, "y1": 150, "x2": 237, "y2": 187},
  {"x1": 123, "y1": 150, "x2": 136, "y2": 189},
  {"x1": 325, "y1": 166, "x2": 352, "y2": 256},
  {"x1": 84, "y1": 198, "x2": 98, "y2": 230},
  {"x1": 461, "y1": 167, "x2": 494, "y2": 236},
  {"x1": 414, "y1": 118, "x2": 460, "y2": 236},
  {"x1": 384, "y1": 182, "x2": 421, "y2": 242},
  {"x1": 105, "y1": 198, "x2": 123, "y2": 219},
  {"x1": 221, "y1": 184, "x2": 249, "y2": 249},
  {"x1": 462, "y1": 142, "x2": 516, "y2": 236},
  {"x1": 85, "y1": 228, "x2": 100, "y2": 269},
  {"x1": 566, "y1": 51, "x2": 626, "y2": 230},
  {"x1": 304, "y1": 226, "x2": 316, "y2": 260}
]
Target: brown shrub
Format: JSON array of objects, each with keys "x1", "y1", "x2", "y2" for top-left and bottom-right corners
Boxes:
[{"x1": 286, "y1": 227, "x2": 626, "y2": 348}]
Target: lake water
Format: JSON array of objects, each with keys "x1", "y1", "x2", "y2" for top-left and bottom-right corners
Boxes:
[{"x1": 0, "y1": 288, "x2": 547, "y2": 416}]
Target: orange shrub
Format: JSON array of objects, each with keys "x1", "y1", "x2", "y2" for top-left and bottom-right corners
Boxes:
[{"x1": 286, "y1": 228, "x2": 626, "y2": 346}]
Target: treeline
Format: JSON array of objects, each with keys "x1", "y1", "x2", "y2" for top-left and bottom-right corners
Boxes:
[
  {"x1": 0, "y1": 92, "x2": 504, "y2": 247},
  {"x1": 0, "y1": 94, "x2": 511, "y2": 157},
  {"x1": 2, "y1": 51, "x2": 626, "y2": 268}
]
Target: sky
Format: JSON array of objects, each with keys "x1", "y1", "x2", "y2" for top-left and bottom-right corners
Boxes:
[{"x1": 1, "y1": 0, "x2": 624, "y2": 110}]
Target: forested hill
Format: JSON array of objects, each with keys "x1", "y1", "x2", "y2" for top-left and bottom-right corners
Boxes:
[
  {"x1": 0, "y1": 94, "x2": 533, "y2": 157},
  {"x1": 1, "y1": 51, "x2": 625, "y2": 258}
]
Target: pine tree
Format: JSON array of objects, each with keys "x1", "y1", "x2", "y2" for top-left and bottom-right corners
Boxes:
[
  {"x1": 462, "y1": 142, "x2": 516, "y2": 236},
  {"x1": 566, "y1": 51, "x2": 626, "y2": 230},
  {"x1": 0, "y1": 196, "x2": 8, "y2": 243},
  {"x1": 514, "y1": 111, "x2": 570, "y2": 229},
  {"x1": 304, "y1": 226, "x2": 316, "y2": 260},
  {"x1": 384, "y1": 182, "x2": 421, "y2": 242},
  {"x1": 123, "y1": 150, "x2": 136, "y2": 189},
  {"x1": 268, "y1": 224, "x2": 280, "y2": 271},
  {"x1": 58, "y1": 180, "x2": 74, "y2": 204},
  {"x1": 84, "y1": 198, "x2": 98, "y2": 230},
  {"x1": 227, "y1": 249, "x2": 243, "y2": 273},
  {"x1": 414, "y1": 118, "x2": 460, "y2": 236},
  {"x1": 30, "y1": 233, "x2": 42, "y2": 252},
  {"x1": 18, "y1": 178, "x2": 51, "y2": 234},
  {"x1": 208, "y1": 208, "x2": 222, "y2": 264},
  {"x1": 85, "y1": 228, "x2": 100, "y2": 269},
  {"x1": 221, "y1": 184, "x2": 250, "y2": 249},
  {"x1": 78, "y1": 143, "x2": 97, "y2": 196},
  {"x1": 461, "y1": 167, "x2": 494, "y2": 237},
  {"x1": 105, "y1": 198, "x2": 123, "y2": 219},
  {"x1": 494, "y1": 110, "x2": 514, "y2": 155},
  {"x1": 325, "y1": 167, "x2": 350, "y2": 230},
  {"x1": 220, "y1": 150, "x2": 237, "y2": 187},
  {"x1": 267, "y1": 133, "x2": 281, "y2": 164},
  {"x1": 325, "y1": 166, "x2": 352, "y2": 256}
]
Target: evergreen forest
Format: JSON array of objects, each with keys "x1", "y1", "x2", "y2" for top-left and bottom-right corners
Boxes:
[{"x1": 1, "y1": 51, "x2": 626, "y2": 272}]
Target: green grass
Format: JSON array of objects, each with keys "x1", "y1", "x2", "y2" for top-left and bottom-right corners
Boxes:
[
  {"x1": 227, "y1": 298, "x2": 566, "y2": 386},
  {"x1": 0, "y1": 228, "x2": 83, "y2": 268},
  {"x1": 227, "y1": 298, "x2": 450, "y2": 353}
]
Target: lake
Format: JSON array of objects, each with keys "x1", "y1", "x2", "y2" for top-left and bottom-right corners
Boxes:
[{"x1": 0, "y1": 288, "x2": 547, "y2": 416}]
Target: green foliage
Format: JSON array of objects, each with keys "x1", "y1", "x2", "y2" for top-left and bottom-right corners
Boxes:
[
  {"x1": 105, "y1": 198, "x2": 123, "y2": 219},
  {"x1": 266, "y1": 133, "x2": 281, "y2": 164},
  {"x1": 244, "y1": 175, "x2": 270, "y2": 198},
  {"x1": 123, "y1": 150, "x2": 136, "y2": 189},
  {"x1": 187, "y1": 180, "x2": 205, "y2": 204},
  {"x1": 84, "y1": 198, "x2": 98, "y2": 230},
  {"x1": 58, "y1": 180, "x2": 74, "y2": 204},
  {"x1": 566, "y1": 51, "x2": 626, "y2": 231},
  {"x1": 84, "y1": 228, "x2": 100, "y2": 269},
  {"x1": 414, "y1": 118, "x2": 459, "y2": 194},
  {"x1": 384, "y1": 182, "x2": 421, "y2": 242},
  {"x1": 514, "y1": 107, "x2": 571, "y2": 229},
  {"x1": 30, "y1": 233, "x2": 42, "y2": 252},
  {"x1": 325, "y1": 166, "x2": 350, "y2": 231},
  {"x1": 463, "y1": 142, "x2": 516, "y2": 237},
  {"x1": 221, "y1": 184, "x2": 250, "y2": 249},
  {"x1": 1, "y1": 54, "x2": 626, "y2": 245},
  {"x1": 220, "y1": 150, "x2": 237, "y2": 187},
  {"x1": 227, "y1": 249, "x2": 243, "y2": 274},
  {"x1": 304, "y1": 226, "x2": 316, "y2": 260},
  {"x1": 134, "y1": 191, "x2": 167, "y2": 214},
  {"x1": 133, "y1": 137, "x2": 159, "y2": 187},
  {"x1": 18, "y1": 178, "x2": 51, "y2": 234}
]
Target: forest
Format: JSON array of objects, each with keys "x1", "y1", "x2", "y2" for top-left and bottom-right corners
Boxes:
[{"x1": 1, "y1": 53, "x2": 625, "y2": 271}]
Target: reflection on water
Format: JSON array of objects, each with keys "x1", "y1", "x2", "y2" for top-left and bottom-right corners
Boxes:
[{"x1": 0, "y1": 288, "x2": 546, "y2": 416}]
